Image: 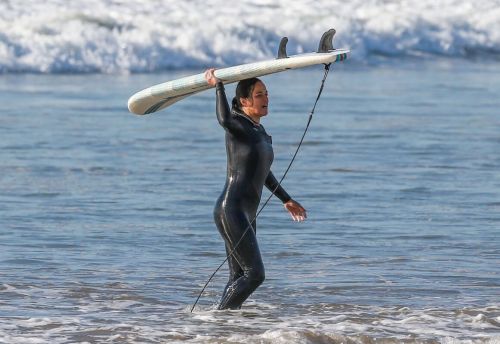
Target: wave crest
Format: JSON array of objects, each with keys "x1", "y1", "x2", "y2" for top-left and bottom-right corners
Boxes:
[{"x1": 1, "y1": 0, "x2": 499, "y2": 73}]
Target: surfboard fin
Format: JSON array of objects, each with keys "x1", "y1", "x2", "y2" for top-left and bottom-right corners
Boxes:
[
  {"x1": 277, "y1": 37, "x2": 289, "y2": 59},
  {"x1": 317, "y1": 29, "x2": 336, "y2": 53}
]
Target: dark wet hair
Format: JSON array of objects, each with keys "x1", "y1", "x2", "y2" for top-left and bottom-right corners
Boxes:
[{"x1": 231, "y1": 77, "x2": 262, "y2": 112}]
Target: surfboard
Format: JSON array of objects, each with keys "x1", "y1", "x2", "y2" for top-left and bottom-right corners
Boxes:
[{"x1": 128, "y1": 29, "x2": 350, "y2": 115}]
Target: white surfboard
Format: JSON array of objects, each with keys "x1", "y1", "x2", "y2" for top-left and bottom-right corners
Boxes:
[{"x1": 128, "y1": 30, "x2": 349, "y2": 115}]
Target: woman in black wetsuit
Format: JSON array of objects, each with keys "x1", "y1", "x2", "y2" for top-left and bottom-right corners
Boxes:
[{"x1": 205, "y1": 69, "x2": 307, "y2": 310}]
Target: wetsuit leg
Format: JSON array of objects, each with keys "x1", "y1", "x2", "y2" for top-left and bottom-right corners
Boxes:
[
  {"x1": 215, "y1": 209, "x2": 244, "y2": 303},
  {"x1": 220, "y1": 243, "x2": 244, "y2": 302},
  {"x1": 214, "y1": 209, "x2": 265, "y2": 310}
]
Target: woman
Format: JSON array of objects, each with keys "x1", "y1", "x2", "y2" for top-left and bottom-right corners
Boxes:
[{"x1": 205, "y1": 68, "x2": 307, "y2": 310}]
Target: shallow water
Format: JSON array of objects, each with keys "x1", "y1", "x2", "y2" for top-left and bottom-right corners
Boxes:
[{"x1": 0, "y1": 61, "x2": 499, "y2": 343}]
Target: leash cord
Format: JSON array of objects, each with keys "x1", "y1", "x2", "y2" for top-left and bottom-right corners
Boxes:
[{"x1": 191, "y1": 63, "x2": 332, "y2": 312}]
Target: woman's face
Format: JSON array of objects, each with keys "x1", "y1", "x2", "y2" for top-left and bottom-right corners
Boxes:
[{"x1": 241, "y1": 81, "x2": 269, "y2": 118}]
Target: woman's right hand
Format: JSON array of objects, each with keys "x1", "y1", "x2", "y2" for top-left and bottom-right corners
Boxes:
[
  {"x1": 205, "y1": 68, "x2": 220, "y2": 86},
  {"x1": 284, "y1": 199, "x2": 307, "y2": 222}
]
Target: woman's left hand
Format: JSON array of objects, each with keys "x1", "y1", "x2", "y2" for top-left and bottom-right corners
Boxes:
[{"x1": 284, "y1": 199, "x2": 307, "y2": 222}]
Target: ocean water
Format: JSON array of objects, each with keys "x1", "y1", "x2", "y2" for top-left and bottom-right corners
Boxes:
[
  {"x1": 1, "y1": 60, "x2": 499, "y2": 343},
  {"x1": 1, "y1": 0, "x2": 500, "y2": 343}
]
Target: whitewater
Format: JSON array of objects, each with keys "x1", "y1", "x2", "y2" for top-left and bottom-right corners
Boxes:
[{"x1": 1, "y1": 0, "x2": 500, "y2": 73}]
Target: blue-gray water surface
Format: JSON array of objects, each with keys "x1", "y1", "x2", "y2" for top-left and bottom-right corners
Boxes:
[{"x1": 0, "y1": 61, "x2": 499, "y2": 343}]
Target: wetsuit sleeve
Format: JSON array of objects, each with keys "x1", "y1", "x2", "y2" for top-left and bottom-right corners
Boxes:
[
  {"x1": 265, "y1": 171, "x2": 292, "y2": 203},
  {"x1": 216, "y1": 81, "x2": 245, "y2": 133}
]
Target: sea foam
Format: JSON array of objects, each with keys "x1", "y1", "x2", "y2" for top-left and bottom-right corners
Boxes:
[{"x1": 0, "y1": 0, "x2": 499, "y2": 73}]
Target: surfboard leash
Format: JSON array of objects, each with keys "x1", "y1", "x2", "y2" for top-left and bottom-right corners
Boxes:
[{"x1": 191, "y1": 63, "x2": 332, "y2": 313}]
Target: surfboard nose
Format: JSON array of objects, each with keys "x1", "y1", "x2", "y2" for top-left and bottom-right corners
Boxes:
[{"x1": 128, "y1": 90, "x2": 150, "y2": 115}]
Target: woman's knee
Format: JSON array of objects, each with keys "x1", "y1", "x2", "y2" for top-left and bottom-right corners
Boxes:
[{"x1": 247, "y1": 265, "x2": 265, "y2": 287}]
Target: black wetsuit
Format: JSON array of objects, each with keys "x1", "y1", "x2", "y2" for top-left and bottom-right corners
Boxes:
[{"x1": 213, "y1": 82, "x2": 291, "y2": 310}]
